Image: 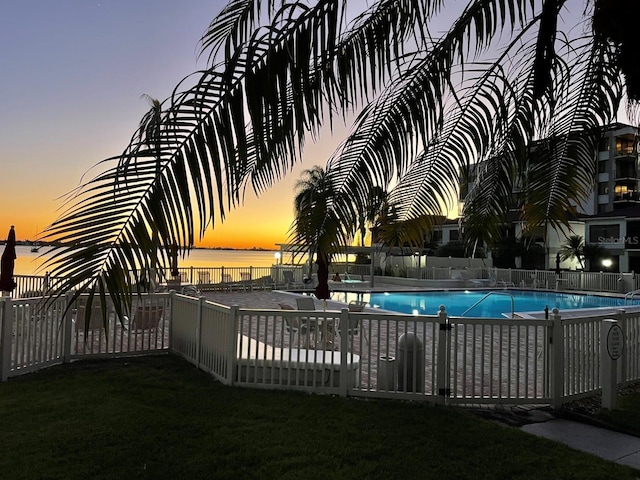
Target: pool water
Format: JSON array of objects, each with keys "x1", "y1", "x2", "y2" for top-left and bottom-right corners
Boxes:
[{"x1": 347, "y1": 290, "x2": 639, "y2": 318}]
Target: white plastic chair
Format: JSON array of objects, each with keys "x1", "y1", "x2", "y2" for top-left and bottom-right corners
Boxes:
[{"x1": 279, "y1": 303, "x2": 315, "y2": 347}]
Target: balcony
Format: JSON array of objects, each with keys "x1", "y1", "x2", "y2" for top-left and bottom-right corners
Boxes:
[
  {"x1": 613, "y1": 191, "x2": 640, "y2": 207},
  {"x1": 615, "y1": 168, "x2": 638, "y2": 180}
]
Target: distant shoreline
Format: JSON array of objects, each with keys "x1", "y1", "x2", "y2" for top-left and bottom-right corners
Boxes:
[{"x1": 6, "y1": 242, "x2": 278, "y2": 252}]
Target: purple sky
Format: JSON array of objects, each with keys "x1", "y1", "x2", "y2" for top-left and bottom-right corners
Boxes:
[{"x1": 0, "y1": 0, "x2": 320, "y2": 248}]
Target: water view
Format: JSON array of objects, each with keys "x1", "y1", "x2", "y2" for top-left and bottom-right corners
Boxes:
[{"x1": 12, "y1": 246, "x2": 286, "y2": 276}]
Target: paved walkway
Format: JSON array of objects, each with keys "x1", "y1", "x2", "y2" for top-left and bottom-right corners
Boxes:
[{"x1": 523, "y1": 419, "x2": 640, "y2": 469}]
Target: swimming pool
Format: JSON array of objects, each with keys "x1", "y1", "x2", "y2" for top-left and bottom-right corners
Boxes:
[{"x1": 338, "y1": 290, "x2": 640, "y2": 318}]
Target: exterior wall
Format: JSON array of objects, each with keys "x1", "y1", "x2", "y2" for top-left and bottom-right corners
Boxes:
[{"x1": 585, "y1": 217, "x2": 626, "y2": 272}]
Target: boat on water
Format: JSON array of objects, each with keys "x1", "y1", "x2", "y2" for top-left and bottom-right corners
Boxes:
[{"x1": 31, "y1": 227, "x2": 41, "y2": 252}]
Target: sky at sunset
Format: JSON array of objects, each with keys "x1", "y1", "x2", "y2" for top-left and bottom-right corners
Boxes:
[{"x1": 0, "y1": 1, "x2": 345, "y2": 250}]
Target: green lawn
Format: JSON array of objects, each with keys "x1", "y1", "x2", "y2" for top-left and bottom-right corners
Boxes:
[
  {"x1": 597, "y1": 388, "x2": 640, "y2": 436},
  {"x1": 1, "y1": 355, "x2": 637, "y2": 480}
]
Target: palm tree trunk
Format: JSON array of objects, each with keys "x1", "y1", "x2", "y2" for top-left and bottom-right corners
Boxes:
[{"x1": 314, "y1": 250, "x2": 330, "y2": 300}]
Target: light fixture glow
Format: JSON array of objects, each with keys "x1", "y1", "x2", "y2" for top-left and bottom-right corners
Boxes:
[{"x1": 602, "y1": 258, "x2": 613, "y2": 268}]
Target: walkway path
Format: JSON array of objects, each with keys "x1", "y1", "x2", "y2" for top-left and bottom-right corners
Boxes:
[{"x1": 523, "y1": 419, "x2": 640, "y2": 469}]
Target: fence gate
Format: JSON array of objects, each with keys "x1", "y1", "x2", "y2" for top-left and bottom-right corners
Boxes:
[{"x1": 444, "y1": 315, "x2": 552, "y2": 405}]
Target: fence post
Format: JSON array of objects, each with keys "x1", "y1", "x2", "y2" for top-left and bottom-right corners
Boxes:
[
  {"x1": 196, "y1": 296, "x2": 205, "y2": 369},
  {"x1": 601, "y1": 318, "x2": 623, "y2": 410},
  {"x1": 339, "y1": 308, "x2": 349, "y2": 398},
  {"x1": 550, "y1": 308, "x2": 564, "y2": 409},
  {"x1": 617, "y1": 309, "x2": 627, "y2": 385},
  {"x1": 62, "y1": 292, "x2": 74, "y2": 363},
  {"x1": 1, "y1": 298, "x2": 13, "y2": 381},
  {"x1": 436, "y1": 306, "x2": 449, "y2": 405},
  {"x1": 226, "y1": 305, "x2": 239, "y2": 385}
]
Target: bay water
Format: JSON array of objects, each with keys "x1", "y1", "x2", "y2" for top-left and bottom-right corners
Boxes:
[{"x1": 12, "y1": 246, "x2": 300, "y2": 276}]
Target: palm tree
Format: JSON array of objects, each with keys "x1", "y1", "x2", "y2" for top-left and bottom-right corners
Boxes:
[
  {"x1": 356, "y1": 186, "x2": 389, "y2": 247},
  {"x1": 41, "y1": 1, "x2": 640, "y2": 311},
  {"x1": 559, "y1": 235, "x2": 585, "y2": 270},
  {"x1": 290, "y1": 166, "x2": 347, "y2": 299},
  {"x1": 582, "y1": 243, "x2": 606, "y2": 272}
]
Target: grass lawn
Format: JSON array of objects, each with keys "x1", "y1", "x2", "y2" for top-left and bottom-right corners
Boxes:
[
  {"x1": 1, "y1": 354, "x2": 638, "y2": 480},
  {"x1": 597, "y1": 387, "x2": 640, "y2": 436}
]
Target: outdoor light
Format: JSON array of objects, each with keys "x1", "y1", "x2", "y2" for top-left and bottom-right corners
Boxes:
[
  {"x1": 602, "y1": 258, "x2": 613, "y2": 268},
  {"x1": 274, "y1": 252, "x2": 281, "y2": 264}
]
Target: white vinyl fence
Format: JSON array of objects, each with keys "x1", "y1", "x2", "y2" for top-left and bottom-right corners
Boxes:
[
  {"x1": 1, "y1": 293, "x2": 170, "y2": 380},
  {"x1": 8, "y1": 264, "x2": 633, "y2": 300},
  {"x1": 169, "y1": 296, "x2": 640, "y2": 406},
  {"x1": 3, "y1": 292, "x2": 640, "y2": 409}
]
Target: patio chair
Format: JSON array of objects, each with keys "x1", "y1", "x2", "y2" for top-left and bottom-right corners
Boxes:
[
  {"x1": 338, "y1": 311, "x2": 369, "y2": 347},
  {"x1": 74, "y1": 304, "x2": 106, "y2": 331},
  {"x1": 279, "y1": 303, "x2": 315, "y2": 347},
  {"x1": 197, "y1": 271, "x2": 211, "y2": 285},
  {"x1": 240, "y1": 272, "x2": 252, "y2": 291},
  {"x1": 220, "y1": 273, "x2": 235, "y2": 291},
  {"x1": 296, "y1": 296, "x2": 316, "y2": 310},
  {"x1": 283, "y1": 270, "x2": 304, "y2": 289},
  {"x1": 338, "y1": 316, "x2": 361, "y2": 338},
  {"x1": 130, "y1": 304, "x2": 164, "y2": 331}
]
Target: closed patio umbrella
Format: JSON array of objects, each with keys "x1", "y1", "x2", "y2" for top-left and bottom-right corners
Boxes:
[
  {"x1": 170, "y1": 243, "x2": 179, "y2": 279},
  {"x1": 0, "y1": 225, "x2": 17, "y2": 295}
]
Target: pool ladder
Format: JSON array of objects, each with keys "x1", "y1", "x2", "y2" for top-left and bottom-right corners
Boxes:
[
  {"x1": 460, "y1": 291, "x2": 515, "y2": 318},
  {"x1": 624, "y1": 289, "x2": 640, "y2": 304}
]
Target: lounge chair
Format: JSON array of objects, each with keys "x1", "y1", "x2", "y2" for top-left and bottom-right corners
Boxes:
[{"x1": 348, "y1": 300, "x2": 367, "y2": 312}]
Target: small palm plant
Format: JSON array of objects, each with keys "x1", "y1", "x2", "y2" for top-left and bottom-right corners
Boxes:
[
  {"x1": 559, "y1": 235, "x2": 586, "y2": 270},
  {"x1": 290, "y1": 166, "x2": 348, "y2": 299}
]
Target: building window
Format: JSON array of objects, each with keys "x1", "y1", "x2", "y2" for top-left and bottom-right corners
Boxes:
[
  {"x1": 598, "y1": 138, "x2": 609, "y2": 152},
  {"x1": 598, "y1": 160, "x2": 609, "y2": 173},
  {"x1": 598, "y1": 182, "x2": 609, "y2": 195},
  {"x1": 616, "y1": 136, "x2": 635, "y2": 155},
  {"x1": 449, "y1": 229, "x2": 460, "y2": 241},
  {"x1": 589, "y1": 224, "x2": 621, "y2": 244}
]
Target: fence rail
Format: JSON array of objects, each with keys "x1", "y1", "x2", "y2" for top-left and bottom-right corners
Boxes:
[{"x1": 8, "y1": 263, "x2": 635, "y2": 300}]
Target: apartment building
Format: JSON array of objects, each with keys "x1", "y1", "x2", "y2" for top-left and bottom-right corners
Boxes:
[{"x1": 446, "y1": 123, "x2": 639, "y2": 272}]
